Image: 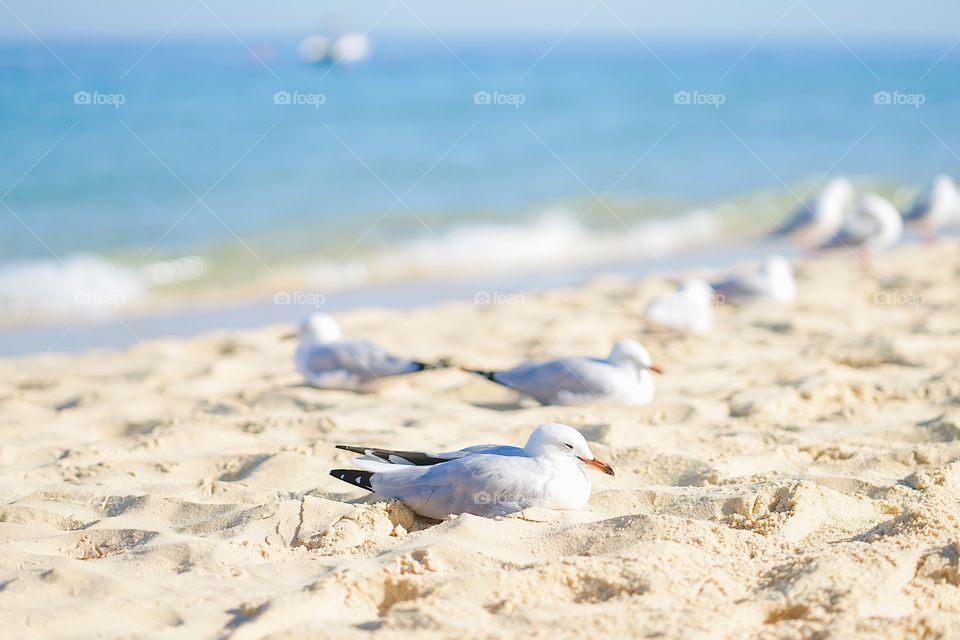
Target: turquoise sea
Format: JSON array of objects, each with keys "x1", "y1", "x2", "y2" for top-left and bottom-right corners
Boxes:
[{"x1": 0, "y1": 34, "x2": 957, "y2": 337}]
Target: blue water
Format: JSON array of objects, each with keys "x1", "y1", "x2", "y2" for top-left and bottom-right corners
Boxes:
[{"x1": 0, "y1": 34, "x2": 957, "y2": 303}]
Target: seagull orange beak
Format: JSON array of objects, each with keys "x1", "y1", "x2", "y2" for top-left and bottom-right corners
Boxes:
[
  {"x1": 578, "y1": 456, "x2": 615, "y2": 476},
  {"x1": 648, "y1": 364, "x2": 663, "y2": 374}
]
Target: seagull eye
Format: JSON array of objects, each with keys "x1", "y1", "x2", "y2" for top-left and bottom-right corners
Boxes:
[{"x1": 563, "y1": 443, "x2": 574, "y2": 449}]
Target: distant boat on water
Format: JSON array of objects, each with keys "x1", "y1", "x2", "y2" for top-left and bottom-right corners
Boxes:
[{"x1": 298, "y1": 32, "x2": 371, "y2": 65}]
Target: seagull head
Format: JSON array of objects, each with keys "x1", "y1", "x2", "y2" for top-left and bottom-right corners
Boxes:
[
  {"x1": 524, "y1": 423, "x2": 614, "y2": 476},
  {"x1": 607, "y1": 339, "x2": 663, "y2": 375},
  {"x1": 297, "y1": 312, "x2": 342, "y2": 344},
  {"x1": 821, "y1": 177, "x2": 855, "y2": 209}
]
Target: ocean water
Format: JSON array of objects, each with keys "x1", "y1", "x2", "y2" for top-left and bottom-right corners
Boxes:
[{"x1": 0, "y1": 34, "x2": 957, "y2": 325}]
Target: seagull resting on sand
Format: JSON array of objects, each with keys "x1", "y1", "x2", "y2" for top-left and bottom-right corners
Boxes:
[
  {"x1": 294, "y1": 313, "x2": 444, "y2": 390},
  {"x1": 330, "y1": 422, "x2": 614, "y2": 519},
  {"x1": 711, "y1": 255, "x2": 796, "y2": 304},
  {"x1": 820, "y1": 193, "x2": 902, "y2": 267},
  {"x1": 462, "y1": 339, "x2": 661, "y2": 405},
  {"x1": 902, "y1": 174, "x2": 960, "y2": 241},
  {"x1": 775, "y1": 177, "x2": 853, "y2": 253}
]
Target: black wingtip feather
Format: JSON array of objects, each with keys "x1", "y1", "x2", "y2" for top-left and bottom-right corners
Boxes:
[
  {"x1": 335, "y1": 444, "x2": 451, "y2": 466},
  {"x1": 330, "y1": 469, "x2": 375, "y2": 491},
  {"x1": 335, "y1": 444, "x2": 367, "y2": 455},
  {"x1": 412, "y1": 357, "x2": 453, "y2": 371}
]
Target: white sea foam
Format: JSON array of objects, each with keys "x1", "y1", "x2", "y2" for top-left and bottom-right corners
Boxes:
[
  {"x1": 364, "y1": 208, "x2": 722, "y2": 279},
  {"x1": 0, "y1": 254, "x2": 146, "y2": 322},
  {"x1": 0, "y1": 210, "x2": 725, "y2": 326}
]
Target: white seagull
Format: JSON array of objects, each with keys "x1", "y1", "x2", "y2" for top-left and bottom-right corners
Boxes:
[
  {"x1": 294, "y1": 313, "x2": 444, "y2": 390},
  {"x1": 902, "y1": 174, "x2": 960, "y2": 240},
  {"x1": 329, "y1": 422, "x2": 614, "y2": 519},
  {"x1": 644, "y1": 278, "x2": 716, "y2": 335},
  {"x1": 711, "y1": 255, "x2": 796, "y2": 304},
  {"x1": 820, "y1": 193, "x2": 902, "y2": 266},
  {"x1": 463, "y1": 339, "x2": 661, "y2": 406},
  {"x1": 775, "y1": 177, "x2": 854, "y2": 252}
]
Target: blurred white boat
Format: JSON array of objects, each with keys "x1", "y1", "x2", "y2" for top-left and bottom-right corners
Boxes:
[
  {"x1": 298, "y1": 32, "x2": 371, "y2": 65},
  {"x1": 330, "y1": 33, "x2": 371, "y2": 64}
]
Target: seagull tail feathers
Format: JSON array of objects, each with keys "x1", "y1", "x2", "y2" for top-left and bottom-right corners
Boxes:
[{"x1": 460, "y1": 367, "x2": 505, "y2": 384}]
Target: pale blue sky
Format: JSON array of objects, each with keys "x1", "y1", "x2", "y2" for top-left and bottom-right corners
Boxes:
[{"x1": 1, "y1": 0, "x2": 959, "y2": 40}]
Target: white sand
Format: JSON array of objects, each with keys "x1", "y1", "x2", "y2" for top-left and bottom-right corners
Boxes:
[{"x1": 1, "y1": 242, "x2": 959, "y2": 639}]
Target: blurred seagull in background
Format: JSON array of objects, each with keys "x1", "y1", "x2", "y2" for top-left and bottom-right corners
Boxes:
[
  {"x1": 293, "y1": 312, "x2": 445, "y2": 390},
  {"x1": 821, "y1": 193, "x2": 902, "y2": 268},
  {"x1": 711, "y1": 255, "x2": 796, "y2": 304},
  {"x1": 902, "y1": 174, "x2": 960, "y2": 241},
  {"x1": 330, "y1": 422, "x2": 614, "y2": 519},
  {"x1": 462, "y1": 339, "x2": 661, "y2": 405},
  {"x1": 644, "y1": 278, "x2": 716, "y2": 335},
  {"x1": 774, "y1": 177, "x2": 854, "y2": 253}
]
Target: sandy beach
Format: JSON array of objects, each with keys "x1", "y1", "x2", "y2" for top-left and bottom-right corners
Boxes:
[{"x1": 1, "y1": 241, "x2": 959, "y2": 639}]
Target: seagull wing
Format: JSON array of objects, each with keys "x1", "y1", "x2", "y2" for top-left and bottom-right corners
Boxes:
[
  {"x1": 336, "y1": 443, "x2": 525, "y2": 469},
  {"x1": 710, "y1": 273, "x2": 767, "y2": 302},
  {"x1": 821, "y1": 211, "x2": 880, "y2": 249},
  {"x1": 903, "y1": 186, "x2": 933, "y2": 222},
  {"x1": 298, "y1": 339, "x2": 423, "y2": 388},
  {"x1": 369, "y1": 454, "x2": 547, "y2": 519},
  {"x1": 495, "y1": 357, "x2": 621, "y2": 404}
]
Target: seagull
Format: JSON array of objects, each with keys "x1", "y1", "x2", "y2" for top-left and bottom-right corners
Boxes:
[
  {"x1": 710, "y1": 255, "x2": 796, "y2": 304},
  {"x1": 329, "y1": 422, "x2": 614, "y2": 519},
  {"x1": 820, "y1": 193, "x2": 903, "y2": 267},
  {"x1": 644, "y1": 278, "x2": 715, "y2": 335},
  {"x1": 902, "y1": 174, "x2": 960, "y2": 241},
  {"x1": 293, "y1": 313, "x2": 444, "y2": 390},
  {"x1": 462, "y1": 339, "x2": 661, "y2": 405},
  {"x1": 774, "y1": 177, "x2": 854, "y2": 252}
]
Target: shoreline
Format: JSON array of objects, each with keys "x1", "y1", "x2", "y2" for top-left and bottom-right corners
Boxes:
[
  {"x1": 3, "y1": 225, "x2": 951, "y2": 358},
  {"x1": 0, "y1": 234, "x2": 806, "y2": 357}
]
